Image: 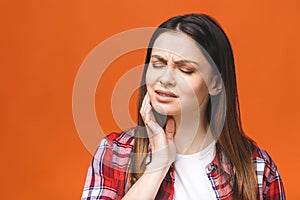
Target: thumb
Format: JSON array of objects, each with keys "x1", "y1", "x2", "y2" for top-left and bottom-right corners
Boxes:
[{"x1": 165, "y1": 116, "x2": 175, "y2": 141}]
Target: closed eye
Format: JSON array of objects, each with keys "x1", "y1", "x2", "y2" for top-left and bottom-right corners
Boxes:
[
  {"x1": 151, "y1": 62, "x2": 166, "y2": 68},
  {"x1": 178, "y1": 66, "x2": 195, "y2": 74}
]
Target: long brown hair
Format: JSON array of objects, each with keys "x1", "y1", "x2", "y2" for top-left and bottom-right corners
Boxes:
[{"x1": 130, "y1": 14, "x2": 257, "y2": 200}]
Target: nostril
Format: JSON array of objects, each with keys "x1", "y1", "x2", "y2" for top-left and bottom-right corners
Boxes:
[
  {"x1": 159, "y1": 69, "x2": 176, "y2": 87},
  {"x1": 159, "y1": 79, "x2": 175, "y2": 87}
]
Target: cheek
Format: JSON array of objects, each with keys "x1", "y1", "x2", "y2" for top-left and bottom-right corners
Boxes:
[
  {"x1": 145, "y1": 69, "x2": 157, "y2": 102},
  {"x1": 181, "y1": 77, "x2": 208, "y2": 100},
  {"x1": 194, "y1": 81, "x2": 209, "y2": 101},
  {"x1": 145, "y1": 68, "x2": 156, "y2": 85}
]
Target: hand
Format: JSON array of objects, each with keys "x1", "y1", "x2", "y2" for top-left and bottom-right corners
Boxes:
[{"x1": 140, "y1": 93, "x2": 176, "y2": 171}]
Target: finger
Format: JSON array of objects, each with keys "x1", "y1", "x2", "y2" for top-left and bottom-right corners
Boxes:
[
  {"x1": 144, "y1": 92, "x2": 150, "y2": 108},
  {"x1": 144, "y1": 104, "x2": 152, "y2": 124},
  {"x1": 140, "y1": 93, "x2": 149, "y2": 117},
  {"x1": 142, "y1": 93, "x2": 148, "y2": 108},
  {"x1": 165, "y1": 116, "x2": 175, "y2": 141},
  {"x1": 146, "y1": 119, "x2": 163, "y2": 136},
  {"x1": 140, "y1": 93, "x2": 146, "y2": 113}
]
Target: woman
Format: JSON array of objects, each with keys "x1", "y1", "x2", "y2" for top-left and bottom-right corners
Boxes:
[{"x1": 82, "y1": 14, "x2": 285, "y2": 200}]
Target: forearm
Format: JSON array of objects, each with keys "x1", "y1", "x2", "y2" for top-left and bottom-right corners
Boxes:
[{"x1": 122, "y1": 164, "x2": 171, "y2": 200}]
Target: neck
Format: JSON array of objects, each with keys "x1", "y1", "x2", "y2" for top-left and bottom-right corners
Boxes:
[{"x1": 172, "y1": 106, "x2": 214, "y2": 155}]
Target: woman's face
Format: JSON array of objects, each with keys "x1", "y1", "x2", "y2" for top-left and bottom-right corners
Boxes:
[{"x1": 146, "y1": 31, "x2": 214, "y2": 116}]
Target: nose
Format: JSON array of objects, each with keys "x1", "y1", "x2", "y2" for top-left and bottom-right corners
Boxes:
[{"x1": 159, "y1": 66, "x2": 176, "y2": 87}]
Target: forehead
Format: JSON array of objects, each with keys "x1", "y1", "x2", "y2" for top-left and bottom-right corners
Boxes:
[{"x1": 152, "y1": 31, "x2": 205, "y2": 62}]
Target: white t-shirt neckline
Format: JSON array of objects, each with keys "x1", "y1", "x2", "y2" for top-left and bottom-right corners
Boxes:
[{"x1": 173, "y1": 140, "x2": 217, "y2": 200}]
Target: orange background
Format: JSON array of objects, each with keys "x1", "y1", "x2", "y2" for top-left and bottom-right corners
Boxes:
[{"x1": 1, "y1": 0, "x2": 299, "y2": 199}]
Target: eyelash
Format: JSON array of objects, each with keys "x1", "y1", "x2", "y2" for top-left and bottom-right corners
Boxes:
[
  {"x1": 152, "y1": 63, "x2": 166, "y2": 68},
  {"x1": 151, "y1": 62, "x2": 194, "y2": 75},
  {"x1": 180, "y1": 68, "x2": 194, "y2": 74}
]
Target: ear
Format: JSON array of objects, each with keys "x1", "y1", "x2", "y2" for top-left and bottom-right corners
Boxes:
[{"x1": 208, "y1": 74, "x2": 223, "y2": 96}]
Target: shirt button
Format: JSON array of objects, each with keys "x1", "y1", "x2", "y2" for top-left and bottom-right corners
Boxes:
[
  {"x1": 207, "y1": 165, "x2": 213, "y2": 172},
  {"x1": 215, "y1": 181, "x2": 219, "y2": 186}
]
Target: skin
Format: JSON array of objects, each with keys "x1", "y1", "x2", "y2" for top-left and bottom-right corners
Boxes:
[
  {"x1": 146, "y1": 31, "x2": 218, "y2": 155},
  {"x1": 122, "y1": 31, "x2": 221, "y2": 200}
]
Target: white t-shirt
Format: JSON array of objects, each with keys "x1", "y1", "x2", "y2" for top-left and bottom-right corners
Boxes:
[{"x1": 173, "y1": 141, "x2": 217, "y2": 200}]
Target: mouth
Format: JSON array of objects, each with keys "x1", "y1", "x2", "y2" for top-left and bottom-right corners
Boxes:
[{"x1": 155, "y1": 90, "x2": 178, "y2": 98}]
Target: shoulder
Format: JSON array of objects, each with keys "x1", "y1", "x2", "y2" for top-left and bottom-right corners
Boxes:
[
  {"x1": 252, "y1": 145, "x2": 283, "y2": 188},
  {"x1": 252, "y1": 147, "x2": 285, "y2": 198},
  {"x1": 106, "y1": 127, "x2": 136, "y2": 145},
  {"x1": 252, "y1": 146, "x2": 278, "y2": 172},
  {"x1": 98, "y1": 127, "x2": 136, "y2": 152},
  {"x1": 92, "y1": 128, "x2": 136, "y2": 171}
]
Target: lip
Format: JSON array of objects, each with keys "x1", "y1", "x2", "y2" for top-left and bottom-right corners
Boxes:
[{"x1": 154, "y1": 89, "x2": 178, "y2": 103}]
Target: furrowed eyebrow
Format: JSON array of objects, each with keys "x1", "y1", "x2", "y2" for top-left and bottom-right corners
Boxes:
[
  {"x1": 151, "y1": 55, "x2": 168, "y2": 64},
  {"x1": 174, "y1": 59, "x2": 199, "y2": 66},
  {"x1": 151, "y1": 54, "x2": 199, "y2": 67}
]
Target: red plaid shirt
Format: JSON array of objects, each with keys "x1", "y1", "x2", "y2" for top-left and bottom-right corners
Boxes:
[{"x1": 82, "y1": 128, "x2": 285, "y2": 200}]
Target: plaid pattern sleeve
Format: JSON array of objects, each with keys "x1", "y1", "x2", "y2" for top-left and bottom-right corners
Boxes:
[
  {"x1": 81, "y1": 130, "x2": 135, "y2": 200},
  {"x1": 204, "y1": 146, "x2": 286, "y2": 200},
  {"x1": 255, "y1": 148, "x2": 286, "y2": 200}
]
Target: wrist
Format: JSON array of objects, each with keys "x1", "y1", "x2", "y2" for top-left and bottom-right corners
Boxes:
[{"x1": 145, "y1": 151, "x2": 175, "y2": 173}]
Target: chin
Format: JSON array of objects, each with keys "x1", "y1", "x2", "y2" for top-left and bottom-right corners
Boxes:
[{"x1": 152, "y1": 103, "x2": 180, "y2": 116}]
